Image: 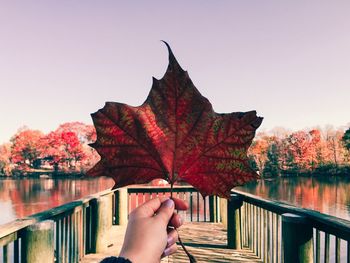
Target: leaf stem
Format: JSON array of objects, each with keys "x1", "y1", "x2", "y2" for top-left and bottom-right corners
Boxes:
[{"x1": 169, "y1": 181, "x2": 196, "y2": 263}]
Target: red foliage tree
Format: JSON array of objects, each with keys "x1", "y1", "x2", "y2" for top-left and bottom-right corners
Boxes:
[
  {"x1": 248, "y1": 133, "x2": 270, "y2": 175},
  {"x1": 41, "y1": 130, "x2": 86, "y2": 171},
  {"x1": 287, "y1": 131, "x2": 316, "y2": 170},
  {"x1": 55, "y1": 122, "x2": 96, "y2": 143},
  {"x1": 10, "y1": 129, "x2": 44, "y2": 169},
  {"x1": 0, "y1": 143, "x2": 12, "y2": 175}
]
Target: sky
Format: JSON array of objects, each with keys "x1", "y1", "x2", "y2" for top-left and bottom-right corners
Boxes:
[{"x1": 1, "y1": 1, "x2": 350, "y2": 144}]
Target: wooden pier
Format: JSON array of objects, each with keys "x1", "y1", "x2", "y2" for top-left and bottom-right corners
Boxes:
[
  {"x1": 81, "y1": 222, "x2": 262, "y2": 263},
  {"x1": 1, "y1": 186, "x2": 350, "y2": 263}
]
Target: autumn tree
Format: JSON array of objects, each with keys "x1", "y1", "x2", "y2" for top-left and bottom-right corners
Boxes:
[
  {"x1": 10, "y1": 129, "x2": 44, "y2": 169},
  {"x1": 322, "y1": 127, "x2": 347, "y2": 166},
  {"x1": 249, "y1": 133, "x2": 270, "y2": 175},
  {"x1": 60, "y1": 131, "x2": 86, "y2": 169},
  {"x1": 286, "y1": 130, "x2": 324, "y2": 171},
  {"x1": 55, "y1": 122, "x2": 96, "y2": 144},
  {"x1": 308, "y1": 129, "x2": 324, "y2": 169},
  {"x1": 0, "y1": 143, "x2": 12, "y2": 176},
  {"x1": 54, "y1": 122, "x2": 98, "y2": 171},
  {"x1": 41, "y1": 130, "x2": 86, "y2": 171}
]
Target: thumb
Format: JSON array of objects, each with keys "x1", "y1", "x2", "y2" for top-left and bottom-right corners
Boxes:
[{"x1": 154, "y1": 199, "x2": 175, "y2": 225}]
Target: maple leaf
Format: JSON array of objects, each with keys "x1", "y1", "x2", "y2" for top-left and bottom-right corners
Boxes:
[{"x1": 88, "y1": 42, "x2": 263, "y2": 198}]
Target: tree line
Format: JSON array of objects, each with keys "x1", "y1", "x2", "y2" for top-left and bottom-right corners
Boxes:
[
  {"x1": 248, "y1": 126, "x2": 350, "y2": 177},
  {"x1": 1, "y1": 122, "x2": 350, "y2": 177},
  {"x1": 0, "y1": 122, "x2": 99, "y2": 176}
]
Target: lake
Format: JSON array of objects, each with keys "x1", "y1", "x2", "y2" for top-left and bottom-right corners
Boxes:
[
  {"x1": 236, "y1": 176, "x2": 350, "y2": 221},
  {"x1": 0, "y1": 176, "x2": 114, "y2": 225},
  {"x1": 0, "y1": 176, "x2": 350, "y2": 226}
]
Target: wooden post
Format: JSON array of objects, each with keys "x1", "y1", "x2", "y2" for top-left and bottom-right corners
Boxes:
[
  {"x1": 115, "y1": 188, "x2": 128, "y2": 225},
  {"x1": 220, "y1": 198, "x2": 228, "y2": 229},
  {"x1": 22, "y1": 220, "x2": 55, "y2": 263},
  {"x1": 91, "y1": 193, "x2": 113, "y2": 253},
  {"x1": 282, "y1": 213, "x2": 314, "y2": 263},
  {"x1": 227, "y1": 193, "x2": 243, "y2": 249},
  {"x1": 209, "y1": 196, "x2": 217, "y2": 222}
]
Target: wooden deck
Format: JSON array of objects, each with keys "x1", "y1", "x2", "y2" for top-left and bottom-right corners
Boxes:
[{"x1": 82, "y1": 222, "x2": 262, "y2": 263}]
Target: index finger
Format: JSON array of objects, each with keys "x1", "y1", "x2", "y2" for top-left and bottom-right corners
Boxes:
[
  {"x1": 131, "y1": 197, "x2": 188, "y2": 218},
  {"x1": 171, "y1": 197, "x2": 189, "y2": 211}
]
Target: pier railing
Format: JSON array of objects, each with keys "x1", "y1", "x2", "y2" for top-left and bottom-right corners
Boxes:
[
  {"x1": 231, "y1": 189, "x2": 350, "y2": 263},
  {"x1": 0, "y1": 186, "x2": 214, "y2": 263},
  {"x1": 126, "y1": 186, "x2": 219, "y2": 222},
  {"x1": 0, "y1": 189, "x2": 116, "y2": 263},
  {"x1": 1, "y1": 186, "x2": 349, "y2": 263}
]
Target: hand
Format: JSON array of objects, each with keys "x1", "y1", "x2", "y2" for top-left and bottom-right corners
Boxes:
[{"x1": 119, "y1": 197, "x2": 188, "y2": 263}]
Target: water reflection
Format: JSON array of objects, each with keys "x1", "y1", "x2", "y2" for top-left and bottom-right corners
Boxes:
[
  {"x1": 0, "y1": 177, "x2": 114, "y2": 225},
  {"x1": 237, "y1": 176, "x2": 350, "y2": 221},
  {"x1": 1, "y1": 176, "x2": 350, "y2": 226}
]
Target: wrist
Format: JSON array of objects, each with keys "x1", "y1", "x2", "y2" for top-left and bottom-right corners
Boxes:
[{"x1": 119, "y1": 249, "x2": 142, "y2": 263}]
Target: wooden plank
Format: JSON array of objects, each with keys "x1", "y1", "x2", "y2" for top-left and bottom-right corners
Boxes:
[
  {"x1": 56, "y1": 220, "x2": 61, "y2": 263},
  {"x1": 335, "y1": 237, "x2": 340, "y2": 263},
  {"x1": 3, "y1": 244, "x2": 8, "y2": 263},
  {"x1": 315, "y1": 230, "x2": 320, "y2": 263},
  {"x1": 81, "y1": 223, "x2": 261, "y2": 263},
  {"x1": 21, "y1": 220, "x2": 55, "y2": 263},
  {"x1": 325, "y1": 233, "x2": 330, "y2": 263},
  {"x1": 0, "y1": 232, "x2": 17, "y2": 247},
  {"x1": 14, "y1": 239, "x2": 19, "y2": 263},
  {"x1": 0, "y1": 219, "x2": 35, "y2": 239}
]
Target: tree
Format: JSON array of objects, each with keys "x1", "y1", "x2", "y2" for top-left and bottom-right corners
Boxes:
[
  {"x1": 10, "y1": 129, "x2": 44, "y2": 169},
  {"x1": 342, "y1": 127, "x2": 350, "y2": 151},
  {"x1": 308, "y1": 129, "x2": 323, "y2": 169},
  {"x1": 54, "y1": 122, "x2": 97, "y2": 171},
  {"x1": 286, "y1": 130, "x2": 324, "y2": 171},
  {"x1": 60, "y1": 131, "x2": 86, "y2": 169},
  {"x1": 55, "y1": 122, "x2": 96, "y2": 144},
  {"x1": 249, "y1": 133, "x2": 270, "y2": 175},
  {"x1": 0, "y1": 143, "x2": 12, "y2": 175},
  {"x1": 263, "y1": 142, "x2": 280, "y2": 177},
  {"x1": 323, "y1": 128, "x2": 347, "y2": 166},
  {"x1": 41, "y1": 130, "x2": 86, "y2": 171}
]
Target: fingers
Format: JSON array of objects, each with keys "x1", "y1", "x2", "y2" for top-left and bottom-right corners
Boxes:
[
  {"x1": 169, "y1": 213, "x2": 183, "y2": 228},
  {"x1": 154, "y1": 199, "x2": 175, "y2": 224},
  {"x1": 130, "y1": 197, "x2": 188, "y2": 219},
  {"x1": 130, "y1": 197, "x2": 163, "y2": 218},
  {"x1": 162, "y1": 243, "x2": 178, "y2": 258},
  {"x1": 171, "y1": 197, "x2": 189, "y2": 211},
  {"x1": 166, "y1": 229, "x2": 178, "y2": 247}
]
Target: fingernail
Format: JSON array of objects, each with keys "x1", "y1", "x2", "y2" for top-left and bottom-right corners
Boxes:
[
  {"x1": 178, "y1": 216, "x2": 183, "y2": 225},
  {"x1": 163, "y1": 247, "x2": 171, "y2": 257},
  {"x1": 163, "y1": 199, "x2": 174, "y2": 208}
]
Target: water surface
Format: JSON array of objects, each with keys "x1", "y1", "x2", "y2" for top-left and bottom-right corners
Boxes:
[
  {"x1": 1, "y1": 176, "x2": 350, "y2": 226},
  {"x1": 0, "y1": 177, "x2": 114, "y2": 225},
  {"x1": 236, "y1": 176, "x2": 350, "y2": 221}
]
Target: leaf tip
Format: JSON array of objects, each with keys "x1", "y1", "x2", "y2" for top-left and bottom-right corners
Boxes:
[{"x1": 160, "y1": 40, "x2": 184, "y2": 72}]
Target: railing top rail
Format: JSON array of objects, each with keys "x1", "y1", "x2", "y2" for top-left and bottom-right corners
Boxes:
[
  {"x1": 233, "y1": 189, "x2": 350, "y2": 241},
  {"x1": 127, "y1": 186, "x2": 197, "y2": 193}
]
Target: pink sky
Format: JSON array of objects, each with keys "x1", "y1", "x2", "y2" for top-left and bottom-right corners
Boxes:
[{"x1": 1, "y1": 1, "x2": 350, "y2": 143}]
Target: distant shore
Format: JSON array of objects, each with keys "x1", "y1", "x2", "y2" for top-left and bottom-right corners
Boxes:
[{"x1": 0, "y1": 170, "x2": 87, "y2": 179}]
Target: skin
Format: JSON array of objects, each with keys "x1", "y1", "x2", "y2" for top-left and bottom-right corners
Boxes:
[{"x1": 119, "y1": 197, "x2": 188, "y2": 263}]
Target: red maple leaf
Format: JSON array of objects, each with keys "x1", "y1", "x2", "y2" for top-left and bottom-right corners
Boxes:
[{"x1": 88, "y1": 42, "x2": 263, "y2": 198}]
